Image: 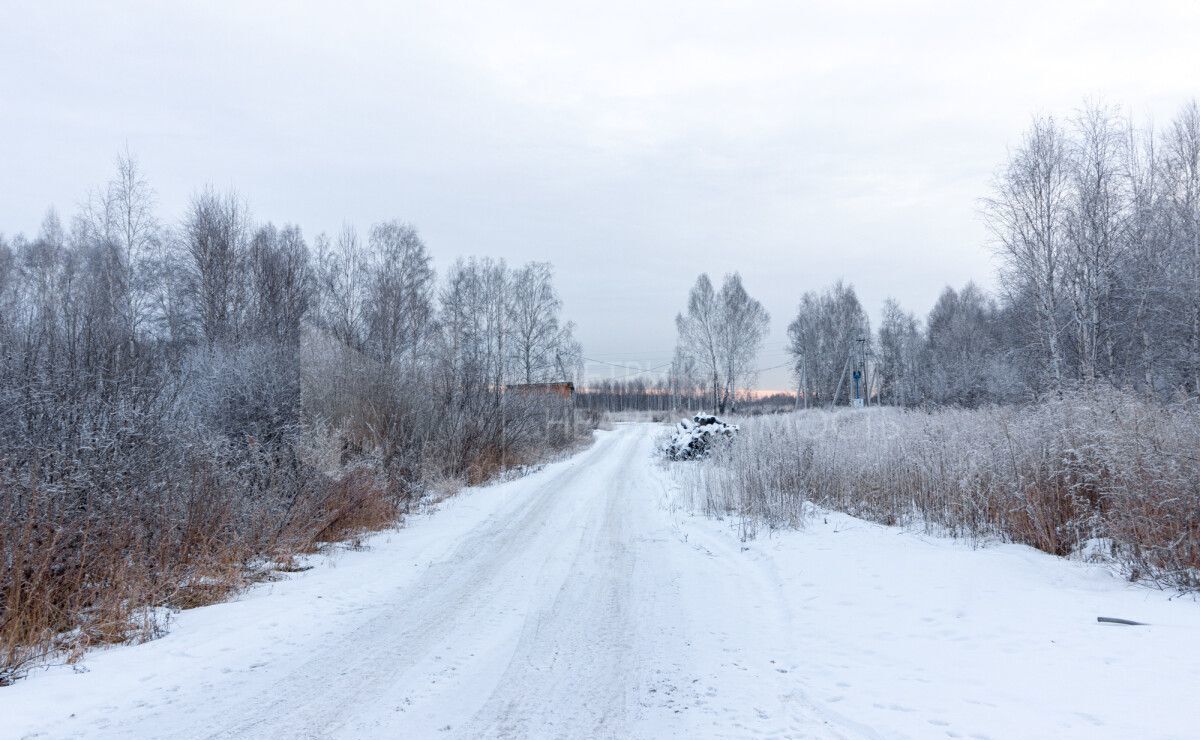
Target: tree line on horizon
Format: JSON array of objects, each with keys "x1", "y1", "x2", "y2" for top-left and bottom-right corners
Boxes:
[
  {"x1": 669, "y1": 99, "x2": 1200, "y2": 595},
  {"x1": 847, "y1": 99, "x2": 1200, "y2": 407},
  {"x1": 584, "y1": 98, "x2": 1200, "y2": 413},
  {"x1": 864, "y1": 96, "x2": 1200, "y2": 402}
]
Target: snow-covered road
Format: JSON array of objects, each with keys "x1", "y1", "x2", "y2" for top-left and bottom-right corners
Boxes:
[{"x1": 4, "y1": 424, "x2": 1199, "y2": 739}]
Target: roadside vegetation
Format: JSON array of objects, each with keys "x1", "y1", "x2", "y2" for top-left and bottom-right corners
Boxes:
[
  {"x1": 674, "y1": 98, "x2": 1200, "y2": 594},
  {"x1": 0, "y1": 156, "x2": 586, "y2": 683},
  {"x1": 680, "y1": 388, "x2": 1200, "y2": 592}
]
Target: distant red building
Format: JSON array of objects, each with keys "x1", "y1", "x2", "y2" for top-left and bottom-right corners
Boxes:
[{"x1": 504, "y1": 382, "x2": 576, "y2": 400}]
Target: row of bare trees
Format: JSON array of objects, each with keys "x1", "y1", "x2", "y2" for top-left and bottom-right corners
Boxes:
[
  {"x1": 574, "y1": 377, "x2": 794, "y2": 415},
  {"x1": 0, "y1": 154, "x2": 582, "y2": 681},
  {"x1": 791, "y1": 100, "x2": 1200, "y2": 408},
  {"x1": 675, "y1": 100, "x2": 1200, "y2": 593},
  {"x1": 983, "y1": 99, "x2": 1200, "y2": 397}
]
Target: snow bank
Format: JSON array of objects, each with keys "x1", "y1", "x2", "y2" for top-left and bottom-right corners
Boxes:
[
  {"x1": 666, "y1": 494, "x2": 1200, "y2": 740},
  {"x1": 661, "y1": 414, "x2": 738, "y2": 460}
]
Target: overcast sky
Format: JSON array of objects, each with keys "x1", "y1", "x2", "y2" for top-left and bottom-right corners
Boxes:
[{"x1": 3, "y1": 1, "x2": 1198, "y2": 389}]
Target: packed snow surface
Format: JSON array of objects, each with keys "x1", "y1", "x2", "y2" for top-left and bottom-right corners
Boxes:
[{"x1": 3, "y1": 424, "x2": 1198, "y2": 739}]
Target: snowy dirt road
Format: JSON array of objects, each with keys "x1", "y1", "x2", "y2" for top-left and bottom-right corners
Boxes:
[{"x1": 4, "y1": 423, "x2": 1199, "y2": 739}]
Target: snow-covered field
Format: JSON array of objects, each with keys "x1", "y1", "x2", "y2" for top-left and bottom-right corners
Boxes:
[{"x1": 3, "y1": 424, "x2": 1197, "y2": 739}]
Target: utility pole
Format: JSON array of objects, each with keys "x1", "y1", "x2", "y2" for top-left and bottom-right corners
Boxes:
[
  {"x1": 793, "y1": 354, "x2": 802, "y2": 411},
  {"x1": 832, "y1": 351, "x2": 852, "y2": 409},
  {"x1": 850, "y1": 336, "x2": 867, "y2": 409},
  {"x1": 858, "y1": 335, "x2": 869, "y2": 408},
  {"x1": 802, "y1": 355, "x2": 809, "y2": 409}
]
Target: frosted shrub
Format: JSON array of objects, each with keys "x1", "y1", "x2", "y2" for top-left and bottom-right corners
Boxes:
[
  {"x1": 684, "y1": 388, "x2": 1200, "y2": 591},
  {"x1": 0, "y1": 166, "x2": 590, "y2": 683}
]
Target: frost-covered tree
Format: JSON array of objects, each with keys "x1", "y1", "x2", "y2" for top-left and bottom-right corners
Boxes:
[
  {"x1": 1065, "y1": 102, "x2": 1129, "y2": 381},
  {"x1": 876, "y1": 298, "x2": 923, "y2": 406},
  {"x1": 0, "y1": 155, "x2": 588, "y2": 679},
  {"x1": 786, "y1": 281, "x2": 868, "y2": 407},
  {"x1": 717, "y1": 273, "x2": 770, "y2": 411},
  {"x1": 984, "y1": 116, "x2": 1072, "y2": 390},
  {"x1": 365, "y1": 220, "x2": 435, "y2": 369},
  {"x1": 182, "y1": 189, "x2": 251, "y2": 346},
  {"x1": 1163, "y1": 101, "x2": 1200, "y2": 393},
  {"x1": 509, "y1": 262, "x2": 580, "y2": 384},
  {"x1": 675, "y1": 273, "x2": 769, "y2": 413},
  {"x1": 920, "y1": 284, "x2": 1011, "y2": 407}
]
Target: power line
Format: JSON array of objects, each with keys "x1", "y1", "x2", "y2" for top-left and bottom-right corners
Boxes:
[
  {"x1": 581, "y1": 357, "x2": 674, "y2": 376},
  {"x1": 755, "y1": 360, "x2": 793, "y2": 373},
  {"x1": 582, "y1": 356, "x2": 793, "y2": 378}
]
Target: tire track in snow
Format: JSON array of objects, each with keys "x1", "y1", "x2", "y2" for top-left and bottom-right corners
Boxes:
[{"x1": 201, "y1": 431, "x2": 631, "y2": 739}]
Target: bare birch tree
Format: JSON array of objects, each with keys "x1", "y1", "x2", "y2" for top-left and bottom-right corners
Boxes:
[
  {"x1": 716, "y1": 273, "x2": 769, "y2": 411},
  {"x1": 509, "y1": 262, "x2": 564, "y2": 383},
  {"x1": 675, "y1": 273, "x2": 769, "y2": 413},
  {"x1": 1065, "y1": 102, "x2": 1129, "y2": 380},
  {"x1": 1163, "y1": 101, "x2": 1200, "y2": 393},
  {"x1": 985, "y1": 116, "x2": 1072, "y2": 390},
  {"x1": 675, "y1": 274, "x2": 722, "y2": 410},
  {"x1": 182, "y1": 189, "x2": 250, "y2": 346}
]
